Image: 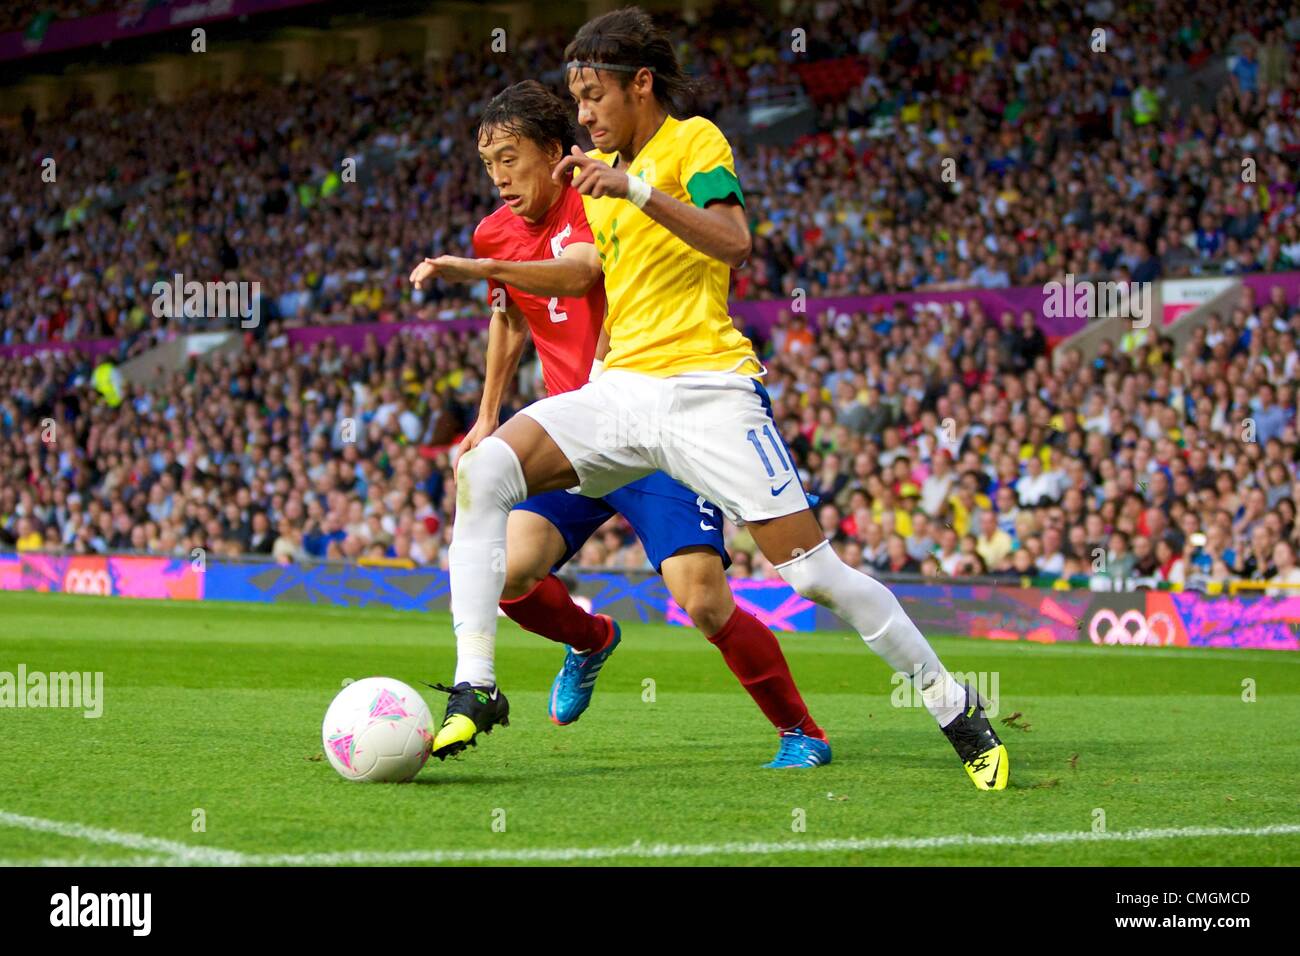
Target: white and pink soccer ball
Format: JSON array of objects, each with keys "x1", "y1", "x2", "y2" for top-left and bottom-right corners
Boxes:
[{"x1": 322, "y1": 677, "x2": 433, "y2": 782}]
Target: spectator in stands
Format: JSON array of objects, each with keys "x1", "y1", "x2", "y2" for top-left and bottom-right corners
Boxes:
[
  {"x1": 881, "y1": 533, "x2": 920, "y2": 575},
  {"x1": 975, "y1": 510, "x2": 1013, "y2": 572},
  {"x1": 1266, "y1": 541, "x2": 1300, "y2": 597}
]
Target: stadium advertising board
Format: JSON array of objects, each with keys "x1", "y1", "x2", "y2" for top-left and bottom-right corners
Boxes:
[
  {"x1": 1160, "y1": 277, "x2": 1235, "y2": 326},
  {"x1": 13, "y1": 274, "x2": 1300, "y2": 359},
  {"x1": 2, "y1": 554, "x2": 1295, "y2": 651}
]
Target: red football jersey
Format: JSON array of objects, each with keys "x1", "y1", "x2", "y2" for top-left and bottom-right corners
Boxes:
[{"x1": 472, "y1": 186, "x2": 606, "y2": 396}]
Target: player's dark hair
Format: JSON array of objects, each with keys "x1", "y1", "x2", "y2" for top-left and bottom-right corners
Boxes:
[
  {"x1": 477, "y1": 80, "x2": 577, "y2": 158},
  {"x1": 563, "y1": 6, "x2": 696, "y2": 117}
]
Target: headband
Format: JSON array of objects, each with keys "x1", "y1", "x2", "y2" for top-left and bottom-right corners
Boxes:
[{"x1": 565, "y1": 60, "x2": 656, "y2": 75}]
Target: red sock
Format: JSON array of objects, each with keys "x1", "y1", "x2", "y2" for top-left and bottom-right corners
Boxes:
[
  {"x1": 708, "y1": 606, "x2": 825, "y2": 740},
  {"x1": 500, "y1": 574, "x2": 609, "y2": 655}
]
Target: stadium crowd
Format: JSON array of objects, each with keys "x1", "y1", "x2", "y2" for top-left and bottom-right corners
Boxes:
[
  {"x1": 3, "y1": 275, "x2": 1300, "y2": 594},
  {"x1": 3, "y1": 0, "x2": 1299, "y2": 349},
  {"x1": 2, "y1": 0, "x2": 1300, "y2": 593}
]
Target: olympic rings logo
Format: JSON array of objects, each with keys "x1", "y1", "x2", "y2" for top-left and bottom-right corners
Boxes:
[
  {"x1": 1088, "y1": 609, "x2": 1177, "y2": 646},
  {"x1": 63, "y1": 568, "x2": 112, "y2": 595}
]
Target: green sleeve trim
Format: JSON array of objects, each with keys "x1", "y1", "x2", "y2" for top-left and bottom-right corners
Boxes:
[{"x1": 686, "y1": 166, "x2": 744, "y2": 209}]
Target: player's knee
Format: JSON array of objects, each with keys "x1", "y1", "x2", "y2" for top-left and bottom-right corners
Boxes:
[
  {"x1": 455, "y1": 436, "x2": 527, "y2": 512},
  {"x1": 776, "y1": 539, "x2": 871, "y2": 611},
  {"x1": 778, "y1": 540, "x2": 902, "y2": 639},
  {"x1": 501, "y1": 566, "x2": 544, "y2": 602},
  {"x1": 777, "y1": 542, "x2": 830, "y2": 601},
  {"x1": 671, "y1": 577, "x2": 734, "y2": 636},
  {"x1": 689, "y1": 605, "x2": 733, "y2": 637}
]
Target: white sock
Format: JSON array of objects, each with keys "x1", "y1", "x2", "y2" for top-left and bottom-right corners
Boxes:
[
  {"x1": 448, "y1": 437, "x2": 528, "y2": 687},
  {"x1": 775, "y1": 540, "x2": 966, "y2": 727},
  {"x1": 919, "y1": 667, "x2": 968, "y2": 728}
]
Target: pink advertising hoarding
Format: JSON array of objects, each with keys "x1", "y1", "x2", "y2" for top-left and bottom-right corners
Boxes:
[{"x1": 0, "y1": 554, "x2": 204, "y2": 600}]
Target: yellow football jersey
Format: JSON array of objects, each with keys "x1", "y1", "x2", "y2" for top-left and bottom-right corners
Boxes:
[{"x1": 581, "y1": 115, "x2": 760, "y2": 377}]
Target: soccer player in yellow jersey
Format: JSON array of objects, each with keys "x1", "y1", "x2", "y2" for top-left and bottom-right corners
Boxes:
[{"x1": 419, "y1": 6, "x2": 1007, "y2": 789}]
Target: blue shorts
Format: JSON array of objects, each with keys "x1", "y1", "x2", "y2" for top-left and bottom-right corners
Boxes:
[{"x1": 514, "y1": 471, "x2": 730, "y2": 574}]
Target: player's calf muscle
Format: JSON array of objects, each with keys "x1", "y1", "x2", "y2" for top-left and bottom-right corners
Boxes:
[
  {"x1": 501, "y1": 545, "x2": 549, "y2": 600},
  {"x1": 661, "y1": 548, "x2": 735, "y2": 636},
  {"x1": 502, "y1": 512, "x2": 566, "y2": 600}
]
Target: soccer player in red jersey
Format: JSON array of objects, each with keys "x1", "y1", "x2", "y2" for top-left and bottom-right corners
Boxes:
[{"x1": 411, "y1": 81, "x2": 828, "y2": 767}]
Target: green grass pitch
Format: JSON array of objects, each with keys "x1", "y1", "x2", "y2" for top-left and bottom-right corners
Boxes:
[{"x1": 1, "y1": 590, "x2": 1297, "y2": 866}]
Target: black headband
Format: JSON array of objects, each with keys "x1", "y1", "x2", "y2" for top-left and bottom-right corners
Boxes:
[{"x1": 565, "y1": 60, "x2": 656, "y2": 75}]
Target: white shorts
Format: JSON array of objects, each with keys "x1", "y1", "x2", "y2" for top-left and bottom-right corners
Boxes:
[{"x1": 520, "y1": 369, "x2": 810, "y2": 523}]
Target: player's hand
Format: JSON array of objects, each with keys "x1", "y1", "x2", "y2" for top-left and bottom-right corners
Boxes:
[
  {"x1": 408, "y1": 258, "x2": 438, "y2": 289},
  {"x1": 409, "y1": 256, "x2": 489, "y2": 288},
  {"x1": 456, "y1": 415, "x2": 498, "y2": 458},
  {"x1": 552, "y1": 145, "x2": 628, "y2": 199}
]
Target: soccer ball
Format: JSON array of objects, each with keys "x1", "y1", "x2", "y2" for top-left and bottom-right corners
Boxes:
[{"x1": 322, "y1": 677, "x2": 433, "y2": 782}]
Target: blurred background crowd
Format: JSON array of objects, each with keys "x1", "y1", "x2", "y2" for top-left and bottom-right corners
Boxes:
[
  {"x1": 2, "y1": 0, "x2": 1300, "y2": 593},
  {"x1": 4, "y1": 0, "x2": 1299, "y2": 348}
]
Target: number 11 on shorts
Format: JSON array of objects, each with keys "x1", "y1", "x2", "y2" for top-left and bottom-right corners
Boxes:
[{"x1": 746, "y1": 425, "x2": 790, "y2": 477}]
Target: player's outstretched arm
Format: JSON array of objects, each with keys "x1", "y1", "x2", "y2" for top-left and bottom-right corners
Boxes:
[
  {"x1": 483, "y1": 242, "x2": 601, "y2": 297},
  {"x1": 459, "y1": 302, "x2": 528, "y2": 456},
  {"x1": 552, "y1": 147, "x2": 751, "y2": 269},
  {"x1": 410, "y1": 243, "x2": 600, "y2": 299}
]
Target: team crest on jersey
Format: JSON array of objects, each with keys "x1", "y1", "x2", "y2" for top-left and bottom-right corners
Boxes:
[
  {"x1": 633, "y1": 158, "x2": 656, "y2": 184},
  {"x1": 549, "y1": 223, "x2": 572, "y2": 259}
]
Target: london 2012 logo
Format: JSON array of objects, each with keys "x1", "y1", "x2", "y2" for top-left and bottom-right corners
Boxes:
[{"x1": 1088, "y1": 608, "x2": 1177, "y2": 646}]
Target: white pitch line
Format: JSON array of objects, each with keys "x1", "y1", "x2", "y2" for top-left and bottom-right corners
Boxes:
[
  {"x1": 2, "y1": 814, "x2": 1296, "y2": 867},
  {"x1": 0, "y1": 810, "x2": 246, "y2": 866},
  {"x1": 249, "y1": 823, "x2": 1300, "y2": 866}
]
